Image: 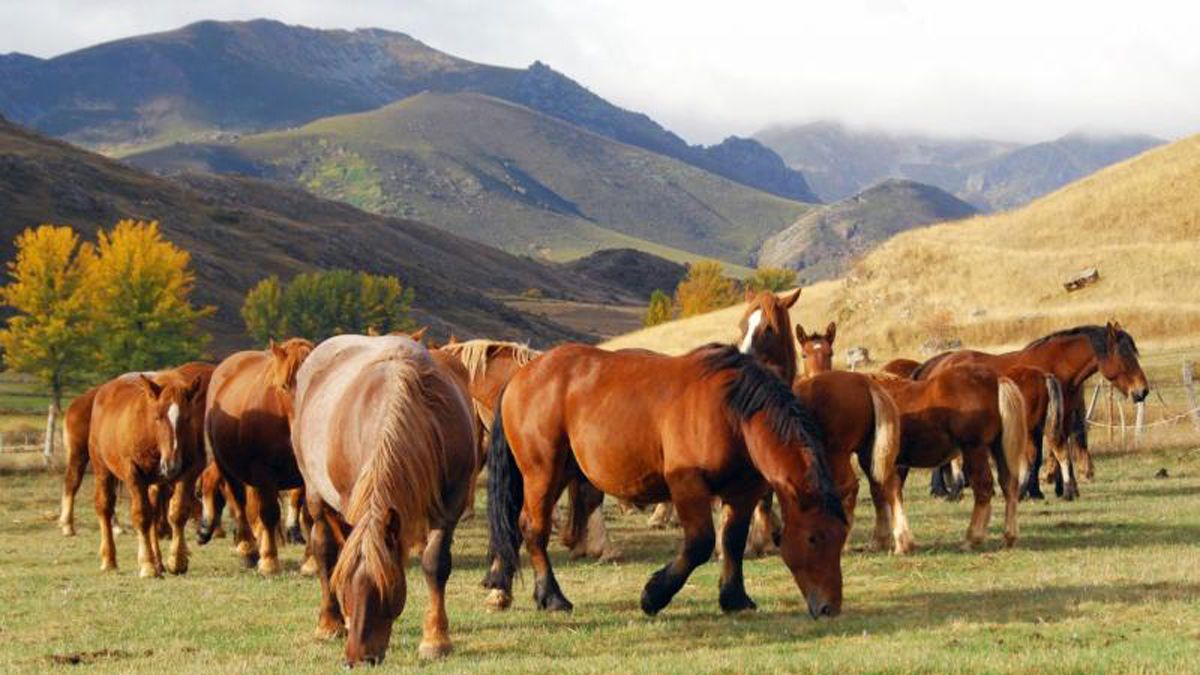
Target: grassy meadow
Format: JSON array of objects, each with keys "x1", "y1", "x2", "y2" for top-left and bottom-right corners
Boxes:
[{"x1": 2, "y1": 436, "x2": 1199, "y2": 673}]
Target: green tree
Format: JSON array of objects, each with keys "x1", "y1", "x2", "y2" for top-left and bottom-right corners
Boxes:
[
  {"x1": 745, "y1": 267, "x2": 798, "y2": 294},
  {"x1": 85, "y1": 220, "x2": 213, "y2": 375},
  {"x1": 643, "y1": 289, "x2": 674, "y2": 327},
  {"x1": 0, "y1": 225, "x2": 97, "y2": 425},
  {"x1": 675, "y1": 260, "x2": 740, "y2": 318},
  {"x1": 242, "y1": 269, "x2": 415, "y2": 343}
]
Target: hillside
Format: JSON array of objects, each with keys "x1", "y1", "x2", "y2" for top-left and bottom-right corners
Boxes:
[
  {"x1": 756, "y1": 121, "x2": 1163, "y2": 209},
  {"x1": 605, "y1": 134, "x2": 1200, "y2": 359},
  {"x1": 0, "y1": 117, "x2": 630, "y2": 352},
  {"x1": 0, "y1": 19, "x2": 815, "y2": 201},
  {"x1": 562, "y1": 249, "x2": 687, "y2": 300},
  {"x1": 756, "y1": 179, "x2": 978, "y2": 282},
  {"x1": 128, "y1": 92, "x2": 812, "y2": 265}
]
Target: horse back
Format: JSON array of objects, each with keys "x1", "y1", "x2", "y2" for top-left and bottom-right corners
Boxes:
[
  {"x1": 89, "y1": 375, "x2": 158, "y2": 478},
  {"x1": 207, "y1": 350, "x2": 294, "y2": 477}
]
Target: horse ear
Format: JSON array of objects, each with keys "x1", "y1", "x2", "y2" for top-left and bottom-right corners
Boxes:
[
  {"x1": 825, "y1": 321, "x2": 837, "y2": 344},
  {"x1": 410, "y1": 326, "x2": 429, "y2": 344},
  {"x1": 795, "y1": 324, "x2": 808, "y2": 343},
  {"x1": 448, "y1": 334, "x2": 459, "y2": 345},
  {"x1": 781, "y1": 287, "x2": 802, "y2": 309},
  {"x1": 269, "y1": 340, "x2": 285, "y2": 359},
  {"x1": 744, "y1": 289, "x2": 757, "y2": 304},
  {"x1": 139, "y1": 374, "x2": 163, "y2": 400}
]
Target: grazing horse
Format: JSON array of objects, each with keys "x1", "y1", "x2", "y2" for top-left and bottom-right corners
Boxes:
[
  {"x1": 59, "y1": 361, "x2": 214, "y2": 537},
  {"x1": 484, "y1": 342, "x2": 847, "y2": 618},
  {"x1": 869, "y1": 367, "x2": 1028, "y2": 549},
  {"x1": 89, "y1": 363, "x2": 212, "y2": 576},
  {"x1": 915, "y1": 323, "x2": 1149, "y2": 497},
  {"x1": 205, "y1": 338, "x2": 314, "y2": 574},
  {"x1": 288, "y1": 335, "x2": 477, "y2": 666}
]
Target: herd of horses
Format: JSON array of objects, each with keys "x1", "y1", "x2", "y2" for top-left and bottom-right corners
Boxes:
[{"x1": 51, "y1": 288, "x2": 1151, "y2": 666}]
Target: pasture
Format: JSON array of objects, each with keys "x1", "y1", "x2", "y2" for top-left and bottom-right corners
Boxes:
[{"x1": 1, "y1": 439, "x2": 1198, "y2": 673}]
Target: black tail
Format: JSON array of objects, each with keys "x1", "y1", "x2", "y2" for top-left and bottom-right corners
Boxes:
[{"x1": 486, "y1": 388, "x2": 523, "y2": 587}]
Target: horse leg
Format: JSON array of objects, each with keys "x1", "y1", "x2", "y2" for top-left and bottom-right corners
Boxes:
[
  {"x1": 745, "y1": 492, "x2": 780, "y2": 558},
  {"x1": 641, "y1": 472, "x2": 716, "y2": 616},
  {"x1": 59, "y1": 435, "x2": 89, "y2": 537},
  {"x1": 647, "y1": 502, "x2": 674, "y2": 528},
  {"x1": 990, "y1": 442, "x2": 1020, "y2": 548},
  {"x1": 223, "y1": 476, "x2": 256, "y2": 568},
  {"x1": 299, "y1": 505, "x2": 319, "y2": 576},
  {"x1": 962, "y1": 448, "x2": 995, "y2": 550},
  {"x1": 573, "y1": 480, "x2": 619, "y2": 561},
  {"x1": 717, "y1": 490, "x2": 760, "y2": 613},
  {"x1": 166, "y1": 474, "x2": 194, "y2": 574},
  {"x1": 417, "y1": 526, "x2": 456, "y2": 659},
  {"x1": 929, "y1": 465, "x2": 949, "y2": 499},
  {"x1": 310, "y1": 503, "x2": 346, "y2": 639},
  {"x1": 94, "y1": 466, "x2": 118, "y2": 571},
  {"x1": 128, "y1": 479, "x2": 161, "y2": 578},
  {"x1": 522, "y1": 469, "x2": 573, "y2": 611},
  {"x1": 285, "y1": 489, "x2": 306, "y2": 545},
  {"x1": 247, "y1": 484, "x2": 282, "y2": 575}
]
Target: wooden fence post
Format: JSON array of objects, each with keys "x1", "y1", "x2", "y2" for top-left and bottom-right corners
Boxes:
[
  {"x1": 1086, "y1": 382, "x2": 1103, "y2": 420},
  {"x1": 1134, "y1": 401, "x2": 1145, "y2": 446},
  {"x1": 43, "y1": 404, "x2": 56, "y2": 467},
  {"x1": 1107, "y1": 383, "x2": 1115, "y2": 447},
  {"x1": 1184, "y1": 360, "x2": 1200, "y2": 433}
]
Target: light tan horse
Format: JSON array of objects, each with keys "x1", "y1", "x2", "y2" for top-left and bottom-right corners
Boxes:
[
  {"x1": 288, "y1": 335, "x2": 477, "y2": 666},
  {"x1": 88, "y1": 363, "x2": 212, "y2": 577}
]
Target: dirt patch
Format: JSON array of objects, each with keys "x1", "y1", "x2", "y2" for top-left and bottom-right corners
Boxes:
[{"x1": 49, "y1": 648, "x2": 152, "y2": 665}]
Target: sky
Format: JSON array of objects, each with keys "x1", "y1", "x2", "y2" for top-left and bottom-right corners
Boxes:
[{"x1": 2, "y1": 0, "x2": 1198, "y2": 144}]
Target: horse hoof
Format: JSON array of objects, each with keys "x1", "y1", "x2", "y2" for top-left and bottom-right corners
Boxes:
[
  {"x1": 598, "y1": 547, "x2": 624, "y2": 563},
  {"x1": 112, "y1": 525, "x2": 124, "y2": 536},
  {"x1": 166, "y1": 559, "x2": 189, "y2": 575},
  {"x1": 568, "y1": 547, "x2": 588, "y2": 561},
  {"x1": 961, "y1": 539, "x2": 984, "y2": 553},
  {"x1": 212, "y1": 527, "x2": 227, "y2": 539},
  {"x1": 1003, "y1": 535, "x2": 1017, "y2": 549},
  {"x1": 484, "y1": 589, "x2": 512, "y2": 611},
  {"x1": 300, "y1": 556, "x2": 319, "y2": 577},
  {"x1": 417, "y1": 640, "x2": 453, "y2": 660},
  {"x1": 258, "y1": 557, "x2": 281, "y2": 576},
  {"x1": 314, "y1": 620, "x2": 346, "y2": 641},
  {"x1": 100, "y1": 560, "x2": 117, "y2": 572},
  {"x1": 139, "y1": 564, "x2": 162, "y2": 579},
  {"x1": 60, "y1": 523, "x2": 76, "y2": 537}
]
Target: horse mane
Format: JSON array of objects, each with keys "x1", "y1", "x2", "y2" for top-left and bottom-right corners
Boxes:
[
  {"x1": 439, "y1": 339, "x2": 540, "y2": 381},
  {"x1": 695, "y1": 344, "x2": 846, "y2": 522},
  {"x1": 330, "y1": 351, "x2": 451, "y2": 601},
  {"x1": 1024, "y1": 325, "x2": 1139, "y2": 358}
]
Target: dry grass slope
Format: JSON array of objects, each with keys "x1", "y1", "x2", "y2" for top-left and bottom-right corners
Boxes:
[{"x1": 605, "y1": 134, "x2": 1200, "y2": 359}]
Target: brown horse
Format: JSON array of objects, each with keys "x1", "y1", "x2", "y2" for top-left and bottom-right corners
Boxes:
[
  {"x1": 869, "y1": 366, "x2": 1028, "y2": 549},
  {"x1": 796, "y1": 322, "x2": 836, "y2": 377},
  {"x1": 915, "y1": 323, "x2": 1149, "y2": 497},
  {"x1": 59, "y1": 361, "x2": 214, "y2": 537},
  {"x1": 205, "y1": 338, "x2": 314, "y2": 574},
  {"x1": 880, "y1": 358, "x2": 922, "y2": 378},
  {"x1": 288, "y1": 335, "x2": 477, "y2": 666},
  {"x1": 88, "y1": 363, "x2": 212, "y2": 576},
  {"x1": 484, "y1": 342, "x2": 847, "y2": 618}
]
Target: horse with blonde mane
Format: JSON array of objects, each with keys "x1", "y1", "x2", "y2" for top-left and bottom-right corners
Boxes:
[
  {"x1": 88, "y1": 362, "x2": 213, "y2": 576},
  {"x1": 287, "y1": 335, "x2": 477, "y2": 666}
]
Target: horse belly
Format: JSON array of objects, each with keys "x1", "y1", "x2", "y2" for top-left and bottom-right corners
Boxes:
[{"x1": 569, "y1": 426, "x2": 669, "y2": 503}]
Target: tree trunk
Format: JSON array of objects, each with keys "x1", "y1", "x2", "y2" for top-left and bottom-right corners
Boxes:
[{"x1": 43, "y1": 385, "x2": 62, "y2": 469}]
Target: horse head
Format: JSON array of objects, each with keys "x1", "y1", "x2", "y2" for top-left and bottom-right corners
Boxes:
[
  {"x1": 1097, "y1": 321, "x2": 1149, "y2": 402},
  {"x1": 267, "y1": 338, "x2": 315, "y2": 421},
  {"x1": 138, "y1": 374, "x2": 204, "y2": 481},
  {"x1": 335, "y1": 509, "x2": 407, "y2": 667},
  {"x1": 737, "y1": 288, "x2": 801, "y2": 383},
  {"x1": 795, "y1": 321, "x2": 836, "y2": 377}
]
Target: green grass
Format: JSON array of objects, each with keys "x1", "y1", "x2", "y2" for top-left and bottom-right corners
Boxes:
[{"x1": 2, "y1": 441, "x2": 1198, "y2": 673}]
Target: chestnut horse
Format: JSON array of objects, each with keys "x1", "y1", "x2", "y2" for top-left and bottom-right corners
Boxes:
[
  {"x1": 796, "y1": 322, "x2": 836, "y2": 377},
  {"x1": 57, "y1": 385, "x2": 99, "y2": 537},
  {"x1": 915, "y1": 323, "x2": 1149, "y2": 497},
  {"x1": 880, "y1": 358, "x2": 922, "y2": 378},
  {"x1": 88, "y1": 363, "x2": 212, "y2": 576},
  {"x1": 869, "y1": 366, "x2": 1028, "y2": 549},
  {"x1": 288, "y1": 335, "x2": 477, "y2": 666},
  {"x1": 205, "y1": 338, "x2": 314, "y2": 574},
  {"x1": 485, "y1": 342, "x2": 847, "y2": 618}
]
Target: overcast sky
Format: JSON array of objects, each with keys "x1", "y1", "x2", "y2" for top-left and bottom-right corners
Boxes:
[{"x1": 3, "y1": 0, "x2": 1197, "y2": 144}]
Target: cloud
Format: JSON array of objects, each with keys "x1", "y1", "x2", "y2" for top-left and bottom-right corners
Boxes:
[{"x1": 1, "y1": 0, "x2": 1197, "y2": 143}]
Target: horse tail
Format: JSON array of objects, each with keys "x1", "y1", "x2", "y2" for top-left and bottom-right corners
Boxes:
[
  {"x1": 487, "y1": 387, "x2": 524, "y2": 581},
  {"x1": 998, "y1": 377, "x2": 1030, "y2": 488},
  {"x1": 1043, "y1": 374, "x2": 1064, "y2": 454},
  {"x1": 331, "y1": 355, "x2": 447, "y2": 604},
  {"x1": 867, "y1": 380, "x2": 901, "y2": 484}
]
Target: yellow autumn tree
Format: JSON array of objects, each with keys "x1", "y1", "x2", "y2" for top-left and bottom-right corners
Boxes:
[
  {"x1": 84, "y1": 220, "x2": 214, "y2": 375},
  {"x1": 744, "y1": 267, "x2": 798, "y2": 294},
  {"x1": 0, "y1": 225, "x2": 97, "y2": 413},
  {"x1": 675, "y1": 260, "x2": 740, "y2": 318}
]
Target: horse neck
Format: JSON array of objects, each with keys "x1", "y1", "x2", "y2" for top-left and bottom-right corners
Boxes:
[
  {"x1": 741, "y1": 414, "x2": 811, "y2": 501},
  {"x1": 758, "y1": 343, "x2": 797, "y2": 385},
  {"x1": 1022, "y1": 337, "x2": 1097, "y2": 390}
]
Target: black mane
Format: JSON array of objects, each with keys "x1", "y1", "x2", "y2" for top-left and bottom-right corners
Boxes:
[
  {"x1": 1025, "y1": 325, "x2": 1139, "y2": 359},
  {"x1": 696, "y1": 344, "x2": 846, "y2": 523}
]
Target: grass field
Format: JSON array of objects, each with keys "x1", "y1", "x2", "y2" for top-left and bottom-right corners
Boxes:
[{"x1": 2, "y1": 435, "x2": 1199, "y2": 673}]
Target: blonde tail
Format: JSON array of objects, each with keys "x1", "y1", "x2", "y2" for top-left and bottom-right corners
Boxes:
[
  {"x1": 868, "y1": 380, "x2": 902, "y2": 484},
  {"x1": 998, "y1": 377, "x2": 1030, "y2": 487}
]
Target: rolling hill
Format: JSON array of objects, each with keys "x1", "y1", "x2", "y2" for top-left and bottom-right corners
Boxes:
[
  {"x1": 605, "y1": 134, "x2": 1200, "y2": 359},
  {"x1": 756, "y1": 179, "x2": 978, "y2": 282},
  {"x1": 0, "y1": 115, "x2": 641, "y2": 352},
  {"x1": 0, "y1": 19, "x2": 816, "y2": 201},
  {"x1": 756, "y1": 121, "x2": 1163, "y2": 209},
  {"x1": 127, "y1": 92, "x2": 812, "y2": 265}
]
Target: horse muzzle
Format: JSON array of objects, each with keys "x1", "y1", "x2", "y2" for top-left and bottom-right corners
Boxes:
[
  {"x1": 806, "y1": 592, "x2": 840, "y2": 620},
  {"x1": 1132, "y1": 387, "x2": 1149, "y2": 403},
  {"x1": 158, "y1": 458, "x2": 184, "y2": 482},
  {"x1": 197, "y1": 520, "x2": 213, "y2": 545}
]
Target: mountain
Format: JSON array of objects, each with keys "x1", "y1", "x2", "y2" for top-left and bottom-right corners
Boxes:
[
  {"x1": 0, "y1": 116, "x2": 633, "y2": 352},
  {"x1": 756, "y1": 179, "x2": 978, "y2": 281},
  {"x1": 126, "y1": 92, "x2": 812, "y2": 265},
  {"x1": 606, "y1": 134, "x2": 1200, "y2": 357},
  {"x1": 562, "y1": 249, "x2": 687, "y2": 300},
  {"x1": 0, "y1": 19, "x2": 815, "y2": 201},
  {"x1": 755, "y1": 121, "x2": 1163, "y2": 210}
]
